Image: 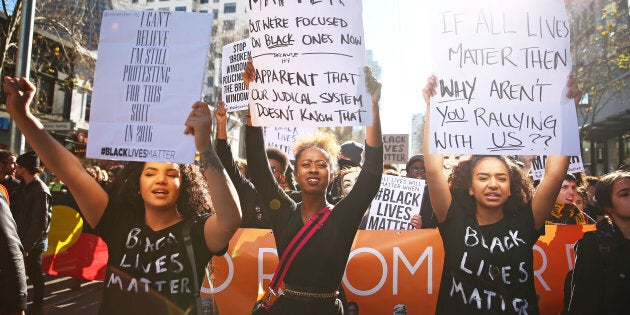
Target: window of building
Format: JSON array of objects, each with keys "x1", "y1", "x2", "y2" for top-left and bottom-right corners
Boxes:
[
  {"x1": 212, "y1": 9, "x2": 218, "y2": 19},
  {"x1": 213, "y1": 0, "x2": 219, "y2": 3},
  {"x1": 207, "y1": 76, "x2": 214, "y2": 87},
  {"x1": 159, "y1": 0, "x2": 168, "y2": 2},
  {"x1": 223, "y1": 19, "x2": 235, "y2": 30},
  {"x1": 199, "y1": 10, "x2": 208, "y2": 13},
  {"x1": 224, "y1": 2, "x2": 236, "y2": 13},
  {"x1": 158, "y1": 7, "x2": 169, "y2": 10},
  {"x1": 200, "y1": 0, "x2": 209, "y2": 3},
  {"x1": 132, "y1": 0, "x2": 138, "y2": 3},
  {"x1": 175, "y1": 6, "x2": 186, "y2": 11},
  {"x1": 147, "y1": 0, "x2": 154, "y2": 2}
]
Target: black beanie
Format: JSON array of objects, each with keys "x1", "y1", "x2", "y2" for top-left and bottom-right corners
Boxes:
[{"x1": 16, "y1": 151, "x2": 40, "y2": 174}]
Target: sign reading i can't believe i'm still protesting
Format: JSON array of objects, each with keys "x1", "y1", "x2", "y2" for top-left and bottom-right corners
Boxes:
[{"x1": 87, "y1": 11, "x2": 213, "y2": 163}]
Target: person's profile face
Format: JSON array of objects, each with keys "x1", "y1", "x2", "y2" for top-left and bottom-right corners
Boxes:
[
  {"x1": 607, "y1": 178, "x2": 630, "y2": 220},
  {"x1": 1, "y1": 156, "x2": 16, "y2": 176},
  {"x1": 268, "y1": 158, "x2": 284, "y2": 184}
]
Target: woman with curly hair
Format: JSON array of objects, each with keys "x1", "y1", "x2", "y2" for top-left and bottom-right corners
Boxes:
[
  {"x1": 242, "y1": 58, "x2": 383, "y2": 314},
  {"x1": 422, "y1": 75, "x2": 580, "y2": 314},
  {"x1": 3, "y1": 76, "x2": 241, "y2": 314}
]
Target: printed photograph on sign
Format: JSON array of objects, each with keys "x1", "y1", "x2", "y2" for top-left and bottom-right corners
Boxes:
[
  {"x1": 222, "y1": 38, "x2": 251, "y2": 112},
  {"x1": 246, "y1": 1, "x2": 371, "y2": 127},
  {"x1": 87, "y1": 10, "x2": 213, "y2": 163},
  {"x1": 428, "y1": 0, "x2": 580, "y2": 155},
  {"x1": 366, "y1": 175, "x2": 425, "y2": 230}
]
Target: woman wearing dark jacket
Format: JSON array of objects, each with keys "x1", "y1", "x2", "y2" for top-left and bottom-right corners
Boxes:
[{"x1": 565, "y1": 171, "x2": 630, "y2": 314}]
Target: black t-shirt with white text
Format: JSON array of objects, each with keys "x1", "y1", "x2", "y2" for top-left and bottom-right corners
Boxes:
[
  {"x1": 437, "y1": 200, "x2": 541, "y2": 314},
  {"x1": 95, "y1": 202, "x2": 224, "y2": 315}
]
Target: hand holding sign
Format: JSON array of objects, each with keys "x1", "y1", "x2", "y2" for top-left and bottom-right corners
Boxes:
[{"x1": 184, "y1": 102, "x2": 214, "y2": 153}]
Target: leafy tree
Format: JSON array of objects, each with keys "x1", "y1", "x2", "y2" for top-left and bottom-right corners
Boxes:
[{"x1": 568, "y1": 0, "x2": 629, "y2": 137}]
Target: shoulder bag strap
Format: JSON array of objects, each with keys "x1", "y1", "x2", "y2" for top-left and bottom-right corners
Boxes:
[
  {"x1": 183, "y1": 219, "x2": 204, "y2": 315},
  {"x1": 267, "y1": 206, "x2": 332, "y2": 294}
]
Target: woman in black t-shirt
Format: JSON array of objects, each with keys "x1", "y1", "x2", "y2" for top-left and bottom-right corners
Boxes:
[
  {"x1": 242, "y1": 59, "x2": 383, "y2": 314},
  {"x1": 3, "y1": 76, "x2": 242, "y2": 314},
  {"x1": 422, "y1": 75, "x2": 580, "y2": 314}
]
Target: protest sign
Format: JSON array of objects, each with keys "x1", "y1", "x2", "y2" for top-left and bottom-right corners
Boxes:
[
  {"x1": 366, "y1": 175, "x2": 425, "y2": 230},
  {"x1": 530, "y1": 155, "x2": 584, "y2": 180},
  {"x1": 383, "y1": 134, "x2": 409, "y2": 165},
  {"x1": 264, "y1": 126, "x2": 317, "y2": 160},
  {"x1": 87, "y1": 11, "x2": 212, "y2": 163},
  {"x1": 222, "y1": 38, "x2": 251, "y2": 112},
  {"x1": 246, "y1": 1, "x2": 370, "y2": 127},
  {"x1": 429, "y1": 0, "x2": 580, "y2": 155}
]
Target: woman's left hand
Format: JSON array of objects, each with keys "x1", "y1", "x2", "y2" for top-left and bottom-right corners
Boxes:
[{"x1": 184, "y1": 101, "x2": 213, "y2": 151}]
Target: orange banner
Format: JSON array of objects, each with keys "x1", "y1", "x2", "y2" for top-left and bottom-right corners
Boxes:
[{"x1": 208, "y1": 225, "x2": 594, "y2": 315}]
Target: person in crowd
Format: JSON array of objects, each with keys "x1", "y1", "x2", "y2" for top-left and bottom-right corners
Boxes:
[
  {"x1": 328, "y1": 140, "x2": 364, "y2": 203},
  {"x1": 12, "y1": 151, "x2": 51, "y2": 315},
  {"x1": 547, "y1": 174, "x2": 589, "y2": 225},
  {"x1": 565, "y1": 171, "x2": 630, "y2": 314},
  {"x1": 583, "y1": 175, "x2": 603, "y2": 220},
  {"x1": 422, "y1": 74, "x2": 579, "y2": 314},
  {"x1": 405, "y1": 154, "x2": 438, "y2": 229},
  {"x1": 393, "y1": 304, "x2": 408, "y2": 315},
  {"x1": 3, "y1": 76, "x2": 241, "y2": 314},
  {"x1": 48, "y1": 173, "x2": 66, "y2": 192},
  {"x1": 346, "y1": 301, "x2": 359, "y2": 315},
  {"x1": 0, "y1": 150, "x2": 20, "y2": 204},
  {"x1": 574, "y1": 187, "x2": 586, "y2": 212},
  {"x1": 0, "y1": 187, "x2": 27, "y2": 315},
  {"x1": 242, "y1": 58, "x2": 383, "y2": 314},
  {"x1": 383, "y1": 163, "x2": 400, "y2": 176},
  {"x1": 214, "y1": 101, "x2": 291, "y2": 229}
]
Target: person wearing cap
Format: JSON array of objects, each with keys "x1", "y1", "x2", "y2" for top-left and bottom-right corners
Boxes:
[
  {"x1": 12, "y1": 151, "x2": 51, "y2": 315},
  {"x1": 405, "y1": 154, "x2": 438, "y2": 229},
  {"x1": 327, "y1": 141, "x2": 365, "y2": 204}
]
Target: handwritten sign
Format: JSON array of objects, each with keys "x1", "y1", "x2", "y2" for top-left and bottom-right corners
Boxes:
[
  {"x1": 222, "y1": 38, "x2": 251, "y2": 112},
  {"x1": 366, "y1": 175, "x2": 425, "y2": 230},
  {"x1": 429, "y1": 0, "x2": 580, "y2": 155},
  {"x1": 246, "y1": 1, "x2": 370, "y2": 127},
  {"x1": 530, "y1": 155, "x2": 584, "y2": 180},
  {"x1": 264, "y1": 126, "x2": 317, "y2": 160},
  {"x1": 87, "y1": 11, "x2": 213, "y2": 163},
  {"x1": 383, "y1": 134, "x2": 409, "y2": 165}
]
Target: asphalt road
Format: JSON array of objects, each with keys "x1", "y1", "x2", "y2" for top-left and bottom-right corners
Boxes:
[{"x1": 31, "y1": 275, "x2": 103, "y2": 314}]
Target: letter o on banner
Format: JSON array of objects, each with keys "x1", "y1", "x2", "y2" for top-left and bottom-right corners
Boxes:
[
  {"x1": 201, "y1": 254, "x2": 234, "y2": 294},
  {"x1": 343, "y1": 247, "x2": 387, "y2": 296}
]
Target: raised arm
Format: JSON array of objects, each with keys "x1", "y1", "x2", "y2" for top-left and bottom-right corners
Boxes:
[
  {"x1": 364, "y1": 66, "x2": 382, "y2": 151},
  {"x1": 422, "y1": 75, "x2": 452, "y2": 223},
  {"x1": 531, "y1": 74, "x2": 581, "y2": 229},
  {"x1": 184, "y1": 102, "x2": 241, "y2": 252},
  {"x1": 3, "y1": 76, "x2": 108, "y2": 229}
]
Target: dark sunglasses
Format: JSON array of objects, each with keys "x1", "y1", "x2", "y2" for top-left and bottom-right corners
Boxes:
[{"x1": 410, "y1": 166, "x2": 425, "y2": 173}]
